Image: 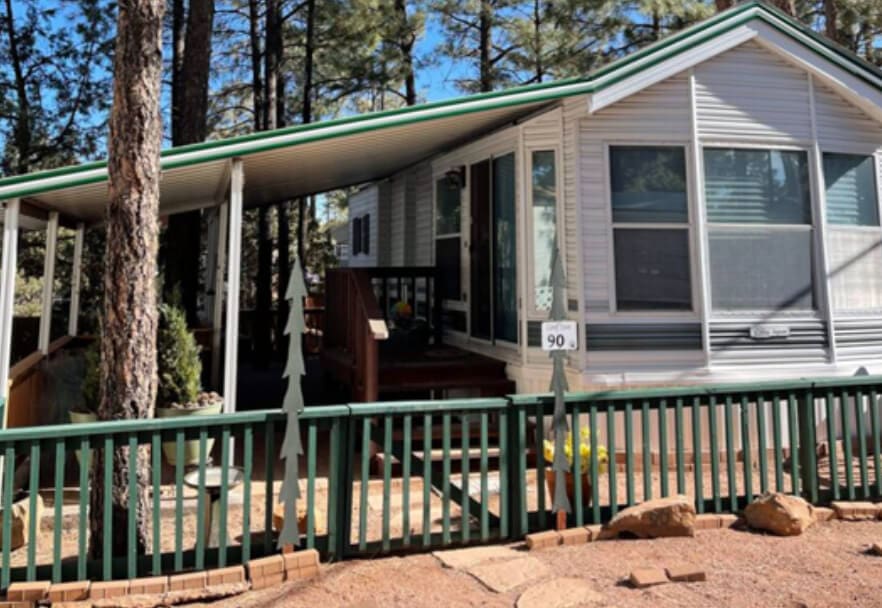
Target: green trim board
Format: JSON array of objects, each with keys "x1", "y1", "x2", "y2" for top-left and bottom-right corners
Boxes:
[{"x1": 0, "y1": 1, "x2": 880, "y2": 204}]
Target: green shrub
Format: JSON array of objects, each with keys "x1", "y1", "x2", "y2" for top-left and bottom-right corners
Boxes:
[
  {"x1": 79, "y1": 341, "x2": 101, "y2": 413},
  {"x1": 157, "y1": 302, "x2": 201, "y2": 407}
]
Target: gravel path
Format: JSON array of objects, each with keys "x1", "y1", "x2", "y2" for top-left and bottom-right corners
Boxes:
[{"x1": 212, "y1": 520, "x2": 882, "y2": 608}]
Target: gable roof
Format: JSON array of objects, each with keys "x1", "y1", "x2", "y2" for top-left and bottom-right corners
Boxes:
[{"x1": 2, "y1": 1, "x2": 881, "y2": 223}]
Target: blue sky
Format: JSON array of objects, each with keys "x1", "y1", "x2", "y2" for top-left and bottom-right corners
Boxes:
[{"x1": 413, "y1": 14, "x2": 467, "y2": 103}]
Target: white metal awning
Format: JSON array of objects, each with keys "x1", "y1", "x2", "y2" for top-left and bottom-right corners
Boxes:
[{"x1": 0, "y1": 99, "x2": 570, "y2": 223}]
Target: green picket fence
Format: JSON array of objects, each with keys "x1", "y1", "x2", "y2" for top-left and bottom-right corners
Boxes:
[{"x1": 2, "y1": 375, "x2": 882, "y2": 587}]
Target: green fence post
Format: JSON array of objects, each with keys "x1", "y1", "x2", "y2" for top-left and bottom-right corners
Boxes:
[
  {"x1": 798, "y1": 388, "x2": 819, "y2": 503},
  {"x1": 506, "y1": 399, "x2": 527, "y2": 539},
  {"x1": 333, "y1": 413, "x2": 354, "y2": 561}
]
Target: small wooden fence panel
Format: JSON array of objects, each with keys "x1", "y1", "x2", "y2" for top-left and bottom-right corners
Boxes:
[{"x1": 1, "y1": 375, "x2": 882, "y2": 589}]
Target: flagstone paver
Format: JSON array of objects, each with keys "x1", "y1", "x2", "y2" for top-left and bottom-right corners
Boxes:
[
  {"x1": 432, "y1": 544, "x2": 523, "y2": 569},
  {"x1": 468, "y1": 555, "x2": 551, "y2": 593},
  {"x1": 516, "y1": 577, "x2": 603, "y2": 608}
]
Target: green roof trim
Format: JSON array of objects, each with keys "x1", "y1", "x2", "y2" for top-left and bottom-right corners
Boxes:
[{"x1": 1, "y1": 1, "x2": 880, "y2": 202}]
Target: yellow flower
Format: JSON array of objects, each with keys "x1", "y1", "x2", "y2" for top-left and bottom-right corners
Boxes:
[
  {"x1": 542, "y1": 429, "x2": 609, "y2": 477},
  {"x1": 542, "y1": 439, "x2": 555, "y2": 464}
]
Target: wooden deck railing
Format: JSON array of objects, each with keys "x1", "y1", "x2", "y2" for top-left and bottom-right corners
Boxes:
[
  {"x1": 365, "y1": 267, "x2": 443, "y2": 346},
  {"x1": 324, "y1": 269, "x2": 389, "y2": 401}
]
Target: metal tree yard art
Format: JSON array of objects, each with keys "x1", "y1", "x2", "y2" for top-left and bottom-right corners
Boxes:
[
  {"x1": 548, "y1": 243, "x2": 571, "y2": 530},
  {"x1": 278, "y1": 257, "x2": 307, "y2": 548}
]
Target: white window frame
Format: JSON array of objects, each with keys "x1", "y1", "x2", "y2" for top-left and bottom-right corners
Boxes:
[
  {"x1": 525, "y1": 144, "x2": 563, "y2": 318},
  {"x1": 820, "y1": 150, "x2": 881, "y2": 229},
  {"x1": 822, "y1": 150, "x2": 882, "y2": 316},
  {"x1": 432, "y1": 173, "x2": 465, "y2": 308},
  {"x1": 604, "y1": 141, "x2": 700, "y2": 318},
  {"x1": 702, "y1": 142, "x2": 822, "y2": 319}
]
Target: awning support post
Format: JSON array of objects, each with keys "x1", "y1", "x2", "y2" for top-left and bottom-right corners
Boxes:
[
  {"x1": 223, "y1": 159, "x2": 244, "y2": 417},
  {"x1": 0, "y1": 198, "x2": 20, "y2": 486},
  {"x1": 211, "y1": 201, "x2": 229, "y2": 390},
  {"x1": 38, "y1": 211, "x2": 59, "y2": 353},
  {"x1": 68, "y1": 223, "x2": 84, "y2": 337}
]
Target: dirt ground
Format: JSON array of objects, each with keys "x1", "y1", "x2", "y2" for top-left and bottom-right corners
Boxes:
[{"x1": 212, "y1": 520, "x2": 882, "y2": 608}]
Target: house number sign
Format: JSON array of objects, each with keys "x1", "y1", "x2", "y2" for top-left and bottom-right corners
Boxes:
[{"x1": 542, "y1": 320, "x2": 578, "y2": 351}]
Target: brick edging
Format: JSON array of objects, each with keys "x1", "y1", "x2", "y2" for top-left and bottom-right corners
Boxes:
[{"x1": 2, "y1": 549, "x2": 320, "y2": 606}]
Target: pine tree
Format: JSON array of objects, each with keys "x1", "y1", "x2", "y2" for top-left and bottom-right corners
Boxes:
[
  {"x1": 278, "y1": 256, "x2": 307, "y2": 547},
  {"x1": 0, "y1": 0, "x2": 115, "y2": 176},
  {"x1": 90, "y1": 0, "x2": 165, "y2": 558},
  {"x1": 432, "y1": 0, "x2": 519, "y2": 92}
]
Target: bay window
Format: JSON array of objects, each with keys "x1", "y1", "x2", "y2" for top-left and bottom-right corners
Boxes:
[
  {"x1": 823, "y1": 153, "x2": 879, "y2": 227},
  {"x1": 435, "y1": 177, "x2": 462, "y2": 301},
  {"x1": 823, "y1": 153, "x2": 882, "y2": 311},
  {"x1": 609, "y1": 145, "x2": 692, "y2": 311},
  {"x1": 704, "y1": 148, "x2": 815, "y2": 311},
  {"x1": 530, "y1": 150, "x2": 558, "y2": 312}
]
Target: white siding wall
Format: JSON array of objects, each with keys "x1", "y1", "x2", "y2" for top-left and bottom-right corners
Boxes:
[
  {"x1": 347, "y1": 185, "x2": 379, "y2": 267},
  {"x1": 383, "y1": 178, "x2": 407, "y2": 266},
  {"x1": 411, "y1": 162, "x2": 433, "y2": 266},
  {"x1": 578, "y1": 73, "x2": 693, "y2": 314},
  {"x1": 814, "y1": 80, "x2": 882, "y2": 153},
  {"x1": 372, "y1": 161, "x2": 434, "y2": 268},
  {"x1": 694, "y1": 41, "x2": 812, "y2": 144}
]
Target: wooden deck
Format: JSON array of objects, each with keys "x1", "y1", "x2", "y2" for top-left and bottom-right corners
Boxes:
[
  {"x1": 321, "y1": 266, "x2": 514, "y2": 401},
  {"x1": 323, "y1": 344, "x2": 514, "y2": 400}
]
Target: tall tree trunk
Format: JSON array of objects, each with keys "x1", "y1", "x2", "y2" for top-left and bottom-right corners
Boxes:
[
  {"x1": 178, "y1": 0, "x2": 214, "y2": 143},
  {"x1": 532, "y1": 0, "x2": 542, "y2": 83},
  {"x1": 714, "y1": 0, "x2": 733, "y2": 11},
  {"x1": 90, "y1": 0, "x2": 164, "y2": 558},
  {"x1": 302, "y1": 0, "x2": 315, "y2": 125},
  {"x1": 394, "y1": 0, "x2": 416, "y2": 106},
  {"x1": 248, "y1": 0, "x2": 263, "y2": 131},
  {"x1": 769, "y1": 0, "x2": 796, "y2": 15},
  {"x1": 297, "y1": 0, "x2": 316, "y2": 264},
  {"x1": 165, "y1": 0, "x2": 215, "y2": 323},
  {"x1": 824, "y1": 0, "x2": 838, "y2": 43},
  {"x1": 254, "y1": 0, "x2": 282, "y2": 366},
  {"x1": 478, "y1": 0, "x2": 492, "y2": 92},
  {"x1": 3, "y1": 0, "x2": 31, "y2": 174},
  {"x1": 170, "y1": 0, "x2": 186, "y2": 145},
  {"x1": 276, "y1": 73, "x2": 290, "y2": 356}
]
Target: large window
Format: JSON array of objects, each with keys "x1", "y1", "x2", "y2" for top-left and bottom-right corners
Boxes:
[
  {"x1": 704, "y1": 148, "x2": 815, "y2": 311},
  {"x1": 823, "y1": 153, "x2": 879, "y2": 226},
  {"x1": 493, "y1": 153, "x2": 517, "y2": 343},
  {"x1": 823, "y1": 153, "x2": 882, "y2": 312},
  {"x1": 435, "y1": 177, "x2": 462, "y2": 301},
  {"x1": 530, "y1": 150, "x2": 557, "y2": 311},
  {"x1": 610, "y1": 146, "x2": 692, "y2": 311}
]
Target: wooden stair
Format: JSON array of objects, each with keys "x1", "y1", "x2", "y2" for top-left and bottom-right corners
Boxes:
[{"x1": 378, "y1": 347, "x2": 514, "y2": 399}]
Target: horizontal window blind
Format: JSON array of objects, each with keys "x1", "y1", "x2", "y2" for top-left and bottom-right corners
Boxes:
[
  {"x1": 704, "y1": 148, "x2": 811, "y2": 224},
  {"x1": 823, "y1": 153, "x2": 879, "y2": 226}
]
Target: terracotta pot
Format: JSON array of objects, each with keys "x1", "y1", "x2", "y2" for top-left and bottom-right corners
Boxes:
[{"x1": 545, "y1": 469, "x2": 592, "y2": 507}]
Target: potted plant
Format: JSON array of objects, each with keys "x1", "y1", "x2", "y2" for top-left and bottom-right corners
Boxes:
[
  {"x1": 543, "y1": 427, "x2": 609, "y2": 507},
  {"x1": 154, "y1": 302, "x2": 223, "y2": 466},
  {"x1": 43, "y1": 343, "x2": 100, "y2": 464},
  {"x1": 381, "y1": 300, "x2": 430, "y2": 354},
  {"x1": 70, "y1": 342, "x2": 101, "y2": 425}
]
